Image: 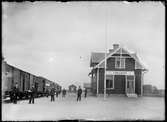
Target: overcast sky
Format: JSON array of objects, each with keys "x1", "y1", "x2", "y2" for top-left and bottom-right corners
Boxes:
[{"x1": 2, "y1": 2, "x2": 165, "y2": 89}]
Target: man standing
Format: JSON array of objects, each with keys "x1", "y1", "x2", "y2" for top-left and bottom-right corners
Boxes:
[
  {"x1": 12, "y1": 86, "x2": 18, "y2": 104},
  {"x1": 29, "y1": 86, "x2": 35, "y2": 104},
  {"x1": 84, "y1": 88, "x2": 87, "y2": 98},
  {"x1": 56, "y1": 89, "x2": 59, "y2": 98},
  {"x1": 50, "y1": 87, "x2": 55, "y2": 102},
  {"x1": 77, "y1": 86, "x2": 82, "y2": 101}
]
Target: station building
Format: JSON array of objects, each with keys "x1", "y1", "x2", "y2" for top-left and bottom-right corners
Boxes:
[
  {"x1": 89, "y1": 44, "x2": 147, "y2": 97},
  {"x1": 68, "y1": 84, "x2": 77, "y2": 93}
]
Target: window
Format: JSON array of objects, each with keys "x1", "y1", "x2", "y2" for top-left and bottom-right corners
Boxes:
[
  {"x1": 106, "y1": 75, "x2": 114, "y2": 89},
  {"x1": 115, "y1": 57, "x2": 125, "y2": 69}
]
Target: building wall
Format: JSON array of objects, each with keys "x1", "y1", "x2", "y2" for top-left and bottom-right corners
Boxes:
[
  {"x1": 91, "y1": 69, "x2": 97, "y2": 94},
  {"x1": 91, "y1": 57, "x2": 142, "y2": 95},
  {"x1": 69, "y1": 86, "x2": 77, "y2": 92},
  {"x1": 109, "y1": 75, "x2": 125, "y2": 94},
  {"x1": 98, "y1": 70, "x2": 126, "y2": 94},
  {"x1": 98, "y1": 68, "x2": 104, "y2": 94},
  {"x1": 135, "y1": 69, "x2": 142, "y2": 95},
  {"x1": 107, "y1": 57, "x2": 135, "y2": 71}
]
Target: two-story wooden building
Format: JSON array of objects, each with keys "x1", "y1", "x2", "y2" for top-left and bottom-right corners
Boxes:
[
  {"x1": 89, "y1": 44, "x2": 147, "y2": 97},
  {"x1": 68, "y1": 84, "x2": 77, "y2": 93}
]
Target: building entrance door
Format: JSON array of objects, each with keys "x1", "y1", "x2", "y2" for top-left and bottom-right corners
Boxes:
[
  {"x1": 126, "y1": 76, "x2": 135, "y2": 94},
  {"x1": 127, "y1": 80, "x2": 134, "y2": 93}
]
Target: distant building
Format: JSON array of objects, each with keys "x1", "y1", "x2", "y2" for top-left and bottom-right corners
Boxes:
[
  {"x1": 89, "y1": 44, "x2": 148, "y2": 97},
  {"x1": 143, "y1": 84, "x2": 153, "y2": 95},
  {"x1": 143, "y1": 84, "x2": 164, "y2": 97},
  {"x1": 158, "y1": 89, "x2": 165, "y2": 97},
  {"x1": 68, "y1": 84, "x2": 77, "y2": 93},
  {"x1": 152, "y1": 86, "x2": 159, "y2": 94},
  {"x1": 83, "y1": 83, "x2": 91, "y2": 92}
]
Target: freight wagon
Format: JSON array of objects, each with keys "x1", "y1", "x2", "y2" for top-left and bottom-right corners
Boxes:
[{"x1": 2, "y1": 61, "x2": 61, "y2": 100}]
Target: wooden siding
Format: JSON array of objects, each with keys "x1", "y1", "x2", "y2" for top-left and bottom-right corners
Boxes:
[
  {"x1": 4, "y1": 64, "x2": 13, "y2": 91},
  {"x1": 98, "y1": 68, "x2": 104, "y2": 94},
  {"x1": 107, "y1": 57, "x2": 135, "y2": 71},
  {"x1": 135, "y1": 69, "x2": 142, "y2": 95},
  {"x1": 108, "y1": 75, "x2": 125, "y2": 94},
  {"x1": 13, "y1": 68, "x2": 21, "y2": 90},
  {"x1": 91, "y1": 68, "x2": 142, "y2": 95}
]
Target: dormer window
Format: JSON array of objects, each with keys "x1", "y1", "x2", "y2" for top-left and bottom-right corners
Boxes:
[{"x1": 115, "y1": 57, "x2": 125, "y2": 69}]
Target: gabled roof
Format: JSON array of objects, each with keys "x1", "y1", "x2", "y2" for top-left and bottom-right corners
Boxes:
[
  {"x1": 90, "y1": 50, "x2": 114, "y2": 67},
  {"x1": 69, "y1": 84, "x2": 77, "y2": 88},
  {"x1": 91, "y1": 46, "x2": 147, "y2": 70}
]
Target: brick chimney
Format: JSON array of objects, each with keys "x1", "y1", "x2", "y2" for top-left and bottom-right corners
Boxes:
[{"x1": 113, "y1": 44, "x2": 119, "y2": 50}]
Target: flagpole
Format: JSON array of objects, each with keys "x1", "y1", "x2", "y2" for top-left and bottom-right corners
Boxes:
[{"x1": 104, "y1": 7, "x2": 108, "y2": 100}]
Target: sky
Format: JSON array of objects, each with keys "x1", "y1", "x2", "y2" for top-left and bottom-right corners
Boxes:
[{"x1": 2, "y1": 2, "x2": 165, "y2": 89}]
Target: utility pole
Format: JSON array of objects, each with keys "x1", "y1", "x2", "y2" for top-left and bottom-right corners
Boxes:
[{"x1": 104, "y1": 6, "x2": 108, "y2": 100}]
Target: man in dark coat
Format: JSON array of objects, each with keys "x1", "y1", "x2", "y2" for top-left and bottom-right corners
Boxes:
[
  {"x1": 9, "y1": 91, "x2": 13, "y2": 103},
  {"x1": 50, "y1": 87, "x2": 55, "y2": 102},
  {"x1": 12, "y1": 86, "x2": 18, "y2": 104},
  {"x1": 84, "y1": 88, "x2": 87, "y2": 98},
  {"x1": 77, "y1": 86, "x2": 82, "y2": 101},
  {"x1": 29, "y1": 86, "x2": 35, "y2": 104}
]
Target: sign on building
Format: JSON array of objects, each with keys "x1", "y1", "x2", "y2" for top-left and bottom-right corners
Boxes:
[{"x1": 106, "y1": 71, "x2": 134, "y2": 75}]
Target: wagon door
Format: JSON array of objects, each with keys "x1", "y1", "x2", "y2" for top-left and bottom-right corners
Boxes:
[
  {"x1": 22, "y1": 74, "x2": 25, "y2": 92},
  {"x1": 42, "y1": 80, "x2": 45, "y2": 92}
]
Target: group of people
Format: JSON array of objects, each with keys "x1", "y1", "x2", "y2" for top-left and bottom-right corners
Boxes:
[
  {"x1": 49, "y1": 86, "x2": 88, "y2": 102},
  {"x1": 9, "y1": 84, "x2": 88, "y2": 104},
  {"x1": 9, "y1": 84, "x2": 35, "y2": 104},
  {"x1": 50, "y1": 88, "x2": 67, "y2": 102}
]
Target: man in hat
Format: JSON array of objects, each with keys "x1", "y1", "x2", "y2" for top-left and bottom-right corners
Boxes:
[
  {"x1": 29, "y1": 85, "x2": 35, "y2": 104},
  {"x1": 77, "y1": 86, "x2": 82, "y2": 101},
  {"x1": 50, "y1": 87, "x2": 55, "y2": 102}
]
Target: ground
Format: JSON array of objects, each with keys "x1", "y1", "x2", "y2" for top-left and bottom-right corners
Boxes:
[{"x1": 2, "y1": 93, "x2": 165, "y2": 121}]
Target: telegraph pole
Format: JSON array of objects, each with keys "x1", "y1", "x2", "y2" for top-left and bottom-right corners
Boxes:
[{"x1": 104, "y1": 6, "x2": 108, "y2": 100}]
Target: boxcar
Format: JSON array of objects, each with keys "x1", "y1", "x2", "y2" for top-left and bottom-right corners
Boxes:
[
  {"x1": 2, "y1": 61, "x2": 62, "y2": 100},
  {"x1": 34, "y1": 77, "x2": 46, "y2": 96},
  {"x1": 2, "y1": 63, "x2": 13, "y2": 98}
]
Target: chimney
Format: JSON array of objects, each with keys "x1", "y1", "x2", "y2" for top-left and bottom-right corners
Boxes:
[{"x1": 113, "y1": 44, "x2": 119, "y2": 50}]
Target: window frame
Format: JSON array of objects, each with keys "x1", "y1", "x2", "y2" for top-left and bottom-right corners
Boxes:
[
  {"x1": 126, "y1": 75, "x2": 135, "y2": 92},
  {"x1": 106, "y1": 75, "x2": 114, "y2": 89},
  {"x1": 115, "y1": 57, "x2": 125, "y2": 69}
]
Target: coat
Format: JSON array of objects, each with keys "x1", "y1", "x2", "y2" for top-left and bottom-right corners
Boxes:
[
  {"x1": 29, "y1": 87, "x2": 35, "y2": 96},
  {"x1": 50, "y1": 88, "x2": 55, "y2": 95},
  {"x1": 78, "y1": 88, "x2": 82, "y2": 95}
]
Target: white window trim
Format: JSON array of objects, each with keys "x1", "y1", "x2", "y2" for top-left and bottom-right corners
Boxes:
[
  {"x1": 106, "y1": 75, "x2": 114, "y2": 89},
  {"x1": 115, "y1": 57, "x2": 125, "y2": 69}
]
